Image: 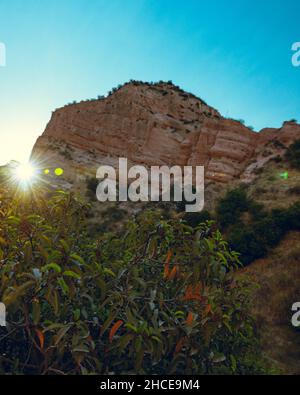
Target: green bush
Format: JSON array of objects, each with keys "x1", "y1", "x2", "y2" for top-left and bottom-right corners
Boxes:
[
  {"x1": 228, "y1": 228, "x2": 267, "y2": 266},
  {"x1": 0, "y1": 189, "x2": 269, "y2": 374},
  {"x1": 85, "y1": 177, "x2": 98, "y2": 201},
  {"x1": 285, "y1": 139, "x2": 300, "y2": 169},
  {"x1": 182, "y1": 210, "x2": 211, "y2": 228},
  {"x1": 287, "y1": 202, "x2": 300, "y2": 229},
  {"x1": 214, "y1": 186, "x2": 300, "y2": 266},
  {"x1": 216, "y1": 188, "x2": 250, "y2": 229},
  {"x1": 227, "y1": 202, "x2": 300, "y2": 265},
  {"x1": 253, "y1": 216, "x2": 284, "y2": 248}
]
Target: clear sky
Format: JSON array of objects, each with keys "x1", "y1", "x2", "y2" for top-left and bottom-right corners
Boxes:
[{"x1": 0, "y1": 0, "x2": 299, "y2": 165}]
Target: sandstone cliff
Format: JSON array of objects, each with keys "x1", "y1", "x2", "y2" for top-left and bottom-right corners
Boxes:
[{"x1": 31, "y1": 81, "x2": 300, "y2": 184}]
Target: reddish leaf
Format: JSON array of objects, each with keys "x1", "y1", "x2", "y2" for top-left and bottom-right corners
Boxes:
[
  {"x1": 183, "y1": 283, "x2": 202, "y2": 301},
  {"x1": 204, "y1": 304, "x2": 212, "y2": 315},
  {"x1": 166, "y1": 250, "x2": 173, "y2": 264},
  {"x1": 35, "y1": 329, "x2": 44, "y2": 349},
  {"x1": 175, "y1": 336, "x2": 187, "y2": 354},
  {"x1": 186, "y1": 312, "x2": 194, "y2": 326},
  {"x1": 109, "y1": 320, "x2": 124, "y2": 343},
  {"x1": 163, "y1": 250, "x2": 172, "y2": 279},
  {"x1": 168, "y1": 265, "x2": 178, "y2": 280}
]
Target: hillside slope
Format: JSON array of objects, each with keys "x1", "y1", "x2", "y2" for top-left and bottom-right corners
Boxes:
[{"x1": 240, "y1": 232, "x2": 300, "y2": 374}]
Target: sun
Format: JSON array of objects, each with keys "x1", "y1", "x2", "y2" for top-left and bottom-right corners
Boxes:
[{"x1": 13, "y1": 162, "x2": 37, "y2": 187}]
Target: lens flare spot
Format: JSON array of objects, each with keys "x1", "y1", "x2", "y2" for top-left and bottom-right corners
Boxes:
[
  {"x1": 55, "y1": 168, "x2": 64, "y2": 176},
  {"x1": 44, "y1": 169, "x2": 50, "y2": 175},
  {"x1": 279, "y1": 171, "x2": 289, "y2": 180}
]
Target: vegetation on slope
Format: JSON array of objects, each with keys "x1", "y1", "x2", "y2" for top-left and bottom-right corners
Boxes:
[
  {"x1": 181, "y1": 186, "x2": 300, "y2": 266},
  {"x1": 218, "y1": 188, "x2": 300, "y2": 265},
  {"x1": 240, "y1": 232, "x2": 300, "y2": 374}
]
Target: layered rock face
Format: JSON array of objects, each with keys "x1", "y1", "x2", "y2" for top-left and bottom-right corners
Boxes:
[{"x1": 31, "y1": 82, "x2": 300, "y2": 184}]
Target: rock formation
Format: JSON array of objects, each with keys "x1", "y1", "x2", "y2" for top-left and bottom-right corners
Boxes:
[{"x1": 31, "y1": 81, "x2": 300, "y2": 184}]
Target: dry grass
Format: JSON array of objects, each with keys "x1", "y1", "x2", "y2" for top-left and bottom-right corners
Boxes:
[
  {"x1": 246, "y1": 161, "x2": 300, "y2": 210},
  {"x1": 239, "y1": 232, "x2": 300, "y2": 374}
]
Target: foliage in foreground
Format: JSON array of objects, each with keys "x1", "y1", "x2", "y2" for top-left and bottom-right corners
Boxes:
[{"x1": 0, "y1": 189, "x2": 271, "y2": 374}]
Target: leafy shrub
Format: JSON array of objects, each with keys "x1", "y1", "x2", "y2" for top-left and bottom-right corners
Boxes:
[
  {"x1": 85, "y1": 177, "x2": 98, "y2": 201},
  {"x1": 227, "y1": 202, "x2": 300, "y2": 265},
  {"x1": 214, "y1": 186, "x2": 300, "y2": 266},
  {"x1": 253, "y1": 216, "x2": 284, "y2": 248},
  {"x1": 248, "y1": 201, "x2": 266, "y2": 220},
  {"x1": 216, "y1": 188, "x2": 250, "y2": 229},
  {"x1": 0, "y1": 189, "x2": 269, "y2": 374},
  {"x1": 228, "y1": 227, "x2": 267, "y2": 266},
  {"x1": 286, "y1": 202, "x2": 300, "y2": 229},
  {"x1": 285, "y1": 139, "x2": 300, "y2": 169},
  {"x1": 102, "y1": 206, "x2": 126, "y2": 221},
  {"x1": 182, "y1": 210, "x2": 211, "y2": 228},
  {"x1": 272, "y1": 140, "x2": 285, "y2": 149}
]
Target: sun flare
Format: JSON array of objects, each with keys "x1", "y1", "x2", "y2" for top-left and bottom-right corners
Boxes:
[{"x1": 13, "y1": 162, "x2": 37, "y2": 187}]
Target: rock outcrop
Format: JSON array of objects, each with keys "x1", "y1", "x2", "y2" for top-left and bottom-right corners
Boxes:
[{"x1": 31, "y1": 81, "x2": 300, "y2": 184}]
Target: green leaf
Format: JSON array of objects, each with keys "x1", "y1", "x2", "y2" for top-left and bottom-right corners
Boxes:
[
  {"x1": 32, "y1": 300, "x2": 41, "y2": 325},
  {"x1": 72, "y1": 346, "x2": 90, "y2": 353},
  {"x1": 63, "y1": 270, "x2": 81, "y2": 280},
  {"x1": 42, "y1": 263, "x2": 62, "y2": 274},
  {"x1": 212, "y1": 353, "x2": 226, "y2": 363},
  {"x1": 70, "y1": 253, "x2": 85, "y2": 266},
  {"x1": 124, "y1": 323, "x2": 138, "y2": 333},
  {"x1": 7, "y1": 216, "x2": 21, "y2": 225},
  {"x1": 60, "y1": 239, "x2": 70, "y2": 253},
  {"x1": 57, "y1": 277, "x2": 69, "y2": 295},
  {"x1": 100, "y1": 311, "x2": 118, "y2": 336},
  {"x1": 104, "y1": 268, "x2": 116, "y2": 278},
  {"x1": 97, "y1": 278, "x2": 107, "y2": 301},
  {"x1": 230, "y1": 355, "x2": 237, "y2": 372},
  {"x1": 54, "y1": 324, "x2": 72, "y2": 346},
  {"x1": 3, "y1": 281, "x2": 35, "y2": 306}
]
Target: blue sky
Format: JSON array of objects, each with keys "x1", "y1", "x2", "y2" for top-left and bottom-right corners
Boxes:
[{"x1": 0, "y1": 0, "x2": 299, "y2": 165}]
